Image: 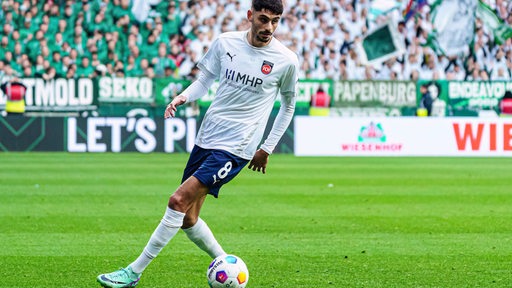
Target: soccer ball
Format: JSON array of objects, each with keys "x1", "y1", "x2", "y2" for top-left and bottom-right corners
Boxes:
[{"x1": 206, "y1": 254, "x2": 249, "y2": 288}]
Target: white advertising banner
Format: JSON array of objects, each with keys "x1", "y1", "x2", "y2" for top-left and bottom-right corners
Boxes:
[{"x1": 294, "y1": 116, "x2": 512, "y2": 156}]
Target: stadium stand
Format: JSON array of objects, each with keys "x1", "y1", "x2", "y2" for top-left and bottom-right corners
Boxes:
[{"x1": 0, "y1": 0, "x2": 511, "y2": 82}]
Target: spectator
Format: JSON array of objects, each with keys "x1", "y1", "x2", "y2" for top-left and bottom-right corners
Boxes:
[
  {"x1": 68, "y1": 48, "x2": 78, "y2": 65},
  {"x1": 76, "y1": 56, "x2": 94, "y2": 78},
  {"x1": 125, "y1": 55, "x2": 140, "y2": 77},
  {"x1": 311, "y1": 87, "x2": 331, "y2": 108},
  {"x1": 66, "y1": 63, "x2": 77, "y2": 79},
  {"x1": 59, "y1": 55, "x2": 72, "y2": 77},
  {"x1": 90, "y1": 51, "x2": 100, "y2": 68},
  {"x1": 42, "y1": 66, "x2": 56, "y2": 80},
  {"x1": 49, "y1": 51, "x2": 62, "y2": 75},
  {"x1": 0, "y1": 36, "x2": 9, "y2": 57},
  {"x1": 18, "y1": 13, "x2": 35, "y2": 43},
  {"x1": 163, "y1": 2, "x2": 181, "y2": 37},
  {"x1": 33, "y1": 54, "x2": 45, "y2": 76},
  {"x1": 142, "y1": 33, "x2": 159, "y2": 60},
  {"x1": 493, "y1": 67, "x2": 510, "y2": 80},
  {"x1": 446, "y1": 62, "x2": 466, "y2": 81},
  {"x1": 113, "y1": 60, "x2": 124, "y2": 74},
  {"x1": 13, "y1": 42, "x2": 23, "y2": 61},
  {"x1": 153, "y1": 43, "x2": 177, "y2": 77},
  {"x1": 177, "y1": 48, "x2": 197, "y2": 79},
  {"x1": 420, "y1": 54, "x2": 445, "y2": 80},
  {"x1": 115, "y1": 68, "x2": 125, "y2": 78},
  {"x1": 22, "y1": 64, "x2": 33, "y2": 77},
  {"x1": 164, "y1": 65, "x2": 176, "y2": 78},
  {"x1": 490, "y1": 47, "x2": 508, "y2": 80}
]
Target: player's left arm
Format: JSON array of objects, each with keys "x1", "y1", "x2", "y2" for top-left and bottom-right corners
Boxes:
[
  {"x1": 249, "y1": 61, "x2": 299, "y2": 173},
  {"x1": 260, "y1": 90, "x2": 296, "y2": 151},
  {"x1": 165, "y1": 38, "x2": 221, "y2": 118},
  {"x1": 248, "y1": 90, "x2": 295, "y2": 174},
  {"x1": 249, "y1": 93, "x2": 295, "y2": 174}
]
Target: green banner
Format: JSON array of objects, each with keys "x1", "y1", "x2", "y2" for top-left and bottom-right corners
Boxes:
[
  {"x1": 417, "y1": 80, "x2": 512, "y2": 116},
  {"x1": 0, "y1": 77, "x2": 161, "y2": 113},
  {"x1": 154, "y1": 77, "x2": 191, "y2": 106},
  {"x1": 97, "y1": 77, "x2": 155, "y2": 103},
  {"x1": 0, "y1": 78, "x2": 98, "y2": 113},
  {"x1": 331, "y1": 80, "x2": 417, "y2": 116}
]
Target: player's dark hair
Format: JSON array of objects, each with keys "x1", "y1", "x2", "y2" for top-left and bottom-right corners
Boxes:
[{"x1": 252, "y1": 0, "x2": 284, "y2": 15}]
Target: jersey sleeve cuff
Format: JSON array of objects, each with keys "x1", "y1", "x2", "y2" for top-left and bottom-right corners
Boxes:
[{"x1": 259, "y1": 146, "x2": 273, "y2": 155}]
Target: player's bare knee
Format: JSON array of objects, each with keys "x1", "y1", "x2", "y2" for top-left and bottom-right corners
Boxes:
[{"x1": 168, "y1": 193, "x2": 188, "y2": 212}]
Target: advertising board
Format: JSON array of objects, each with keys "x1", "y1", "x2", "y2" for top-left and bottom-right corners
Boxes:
[{"x1": 295, "y1": 116, "x2": 512, "y2": 156}]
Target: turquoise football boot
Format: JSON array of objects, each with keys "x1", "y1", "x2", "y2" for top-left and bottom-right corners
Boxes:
[{"x1": 97, "y1": 266, "x2": 141, "y2": 287}]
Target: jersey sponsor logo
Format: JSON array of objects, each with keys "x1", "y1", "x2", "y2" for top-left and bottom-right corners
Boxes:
[
  {"x1": 261, "y1": 60, "x2": 274, "y2": 75},
  {"x1": 225, "y1": 68, "x2": 263, "y2": 88},
  {"x1": 226, "y1": 52, "x2": 236, "y2": 62}
]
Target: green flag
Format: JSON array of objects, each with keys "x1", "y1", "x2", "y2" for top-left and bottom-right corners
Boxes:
[
  {"x1": 430, "y1": 0, "x2": 477, "y2": 56},
  {"x1": 357, "y1": 21, "x2": 405, "y2": 66},
  {"x1": 476, "y1": 0, "x2": 512, "y2": 45}
]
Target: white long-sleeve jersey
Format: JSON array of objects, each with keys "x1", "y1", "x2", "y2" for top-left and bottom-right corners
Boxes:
[{"x1": 185, "y1": 30, "x2": 299, "y2": 160}]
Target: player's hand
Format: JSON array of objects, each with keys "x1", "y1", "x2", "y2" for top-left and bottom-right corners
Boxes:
[
  {"x1": 164, "y1": 95, "x2": 188, "y2": 118},
  {"x1": 248, "y1": 149, "x2": 269, "y2": 174}
]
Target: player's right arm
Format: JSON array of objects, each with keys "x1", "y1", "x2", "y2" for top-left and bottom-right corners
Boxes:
[
  {"x1": 164, "y1": 94, "x2": 187, "y2": 118},
  {"x1": 165, "y1": 36, "x2": 222, "y2": 119},
  {"x1": 164, "y1": 70, "x2": 216, "y2": 118}
]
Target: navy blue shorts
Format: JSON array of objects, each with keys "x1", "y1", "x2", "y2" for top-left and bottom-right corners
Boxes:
[{"x1": 182, "y1": 145, "x2": 250, "y2": 197}]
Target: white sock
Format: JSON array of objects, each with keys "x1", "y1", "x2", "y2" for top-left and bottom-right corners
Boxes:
[
  {"x1": 129, "y1": 207, "x2": 185, "y2": 274},
  {"x1": 183, "y1": 218, "x2": 226, "y2": 259}
]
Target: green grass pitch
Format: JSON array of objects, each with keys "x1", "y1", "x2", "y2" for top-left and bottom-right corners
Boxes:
[{"x1": 1, "y1": 153, "x2": 511, "y2": 287}]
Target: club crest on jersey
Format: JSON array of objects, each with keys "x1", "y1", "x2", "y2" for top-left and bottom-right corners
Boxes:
[{"x1": 261, "y1": 60, "x2": 274, "y2": 75}]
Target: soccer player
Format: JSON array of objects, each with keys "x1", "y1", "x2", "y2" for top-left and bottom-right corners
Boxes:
[{"x1": 97, "y1": 0, "x2": 299, "y2": 286}]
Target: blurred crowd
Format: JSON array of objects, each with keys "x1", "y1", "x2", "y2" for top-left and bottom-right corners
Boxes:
[{"x1": 0, "y1": 0, "x2": 511, "y2": 82}]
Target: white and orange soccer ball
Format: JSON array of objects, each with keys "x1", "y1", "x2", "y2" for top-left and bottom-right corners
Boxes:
[{"x1": 206, "y1": 254, "x2": 249, "y2": 288}]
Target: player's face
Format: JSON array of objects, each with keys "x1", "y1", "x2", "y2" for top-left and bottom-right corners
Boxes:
[{"x1": 247, "y1": 9, "x2": 281, "y2": 47}]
